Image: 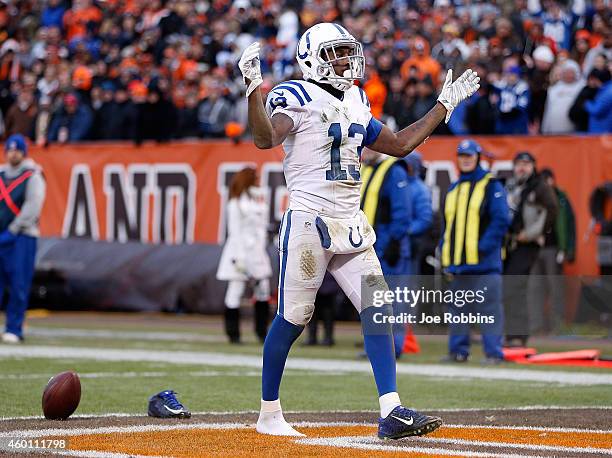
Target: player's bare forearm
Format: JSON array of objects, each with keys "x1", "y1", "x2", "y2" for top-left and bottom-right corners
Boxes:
[
  {"x1": 247, "y1": 86, "x2": 275, "y2": 149},
  {"x1": 370, "y1": 103, "x2": 446, "y2": 157},
  {"x1": 247, "y1": 85, "x2": 293, "y2": 149}
]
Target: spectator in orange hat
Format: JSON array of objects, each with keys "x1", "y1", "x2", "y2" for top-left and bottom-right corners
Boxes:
[
  {"x1": 488, "y1": 37, "x2": 506, "y2": 74},
  {"x1": 400, "y1": 37, "x2": 441, "y2": 87},
  {"x1": 72, "y1": 65, "x2": 93, "y2": 105},
  {"x1": 572, "y1": 30, "x2": 592, "y2": 69}
]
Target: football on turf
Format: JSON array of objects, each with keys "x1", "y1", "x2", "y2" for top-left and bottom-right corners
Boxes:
[{"x1": 42, "y1": 371, "x2": 81, "y2": 420}]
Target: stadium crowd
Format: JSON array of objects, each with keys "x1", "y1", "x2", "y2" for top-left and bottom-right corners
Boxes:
[{"x1": 0, "y1": 0, "x2": 610, "y2": 145}]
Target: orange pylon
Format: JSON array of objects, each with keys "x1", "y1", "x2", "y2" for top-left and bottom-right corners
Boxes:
[{"x1": 402, "y1": 325, "x2": 420, "y2": 353}]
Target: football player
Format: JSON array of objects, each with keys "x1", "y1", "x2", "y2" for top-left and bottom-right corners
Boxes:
[{"x1": 238, "y1": 23, "x2": 479, "y2": 439}]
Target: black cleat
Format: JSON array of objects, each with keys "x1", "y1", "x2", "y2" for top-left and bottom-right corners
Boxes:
[{"x1": 378, "y1": 406, "x2": 442, "y2": 440}]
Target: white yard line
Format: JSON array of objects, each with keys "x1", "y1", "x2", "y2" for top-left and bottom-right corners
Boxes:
[
  {"x1": 27, "y1": 327, "x2": 224, "y2": 343},
  {"x1": 294, "y1": 422, "x2": 612, "y2": 434},
  {"x1": 443, "y1": 423, "x2": 612, "y2": 434},
  {"x1": 0, "y1": 370, "x2": 262, "y2": 380},
  {"x1": 1, "y1": 345, "x2": 611, "y2": 386},
  {"x1": 3, "y1": 406, "x2": 611, "y2": 422},
  {"x1": 0, "y1": 422, "x2": 250, "y2": 439},
  {"x1": 416, "y1": 436, "x2": 612, "y2": 455},
  {"x1": 2, "y1": 421, "x2": 610, "y2": 436}
]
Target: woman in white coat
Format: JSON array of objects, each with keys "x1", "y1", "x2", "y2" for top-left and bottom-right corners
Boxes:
[{"x1": 216, "y1": 168, "x2": 272, "y2": 343}]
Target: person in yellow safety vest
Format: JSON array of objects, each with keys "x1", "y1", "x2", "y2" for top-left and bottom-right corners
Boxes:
[
  {"x1": 439, "y1": 139, "x2": 510, "y2": 364},
  {"x1": 361, "y1": 149, "x2": 414, "y2": 359}
]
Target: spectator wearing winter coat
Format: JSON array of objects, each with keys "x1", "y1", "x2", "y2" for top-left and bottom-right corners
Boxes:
[
  {"x1": 569, "y1": 68, "x2": 611, "y2": 131},
  {"x1": 465, "y1": 82, "x2": 497, "y2": 135},
  {"x1": 363, "y1": 70, "x2": 387, "y2": 120},
  {"x1": 4, "y1": 90, "x2": 37, "y2": 138},
  {"x1": 47, "y1": 93, "x2": 93, "y2": 143},
  {"x1": 400, "y1": 37, "x2": 442, "y2": 88},
  {"x1": 527, "y1": 46, "x2": 555, "y2": 131},
  {"x1": 382, "y1": 76, "x2": 407, "y2": 130},
  {"x1": 431, "y1": 24, "x2": 470, "y2": 72},
  {"x1": 141, "y1": 88, "x2": 177, "y2": 143},
  {"x1": 504, "y1": 152, "x2": 558, "y2": 347},
  {"x1": 541, "y1": 60, "x2": 584, "y2": 133},
  {"x1": 198, "y1": 83, "x2": 233, "y2": 138},
  {"x1": 539, "y1": 2, "x2": 573, "y2": 51},
  {"x1": 176, "y1": 93, "x2": 201, "y2": 138},
  {"x1": 413, "y1": 75, "x2": 439, "y2": 120},
  {"x1": 492, "y1": 66, "x2": 531, "y2": 134},
  {"x1": 571, "y1": 29, "x2": 593, "y2": 69},
  {"x1": 41, "y1": 0, "x2": 66, "y2": 29},
  {"x1": 493, "y1": 17, "x2": 524, "y2": 56},
  {"x1": 585, "y1": 78, "x2": 612, "y2": 133},
  {"x1": 583, "y1": 29, "x2": 612, "y2": 75},
  {"x1": 527, "y1": 168, "x2": 576, "y2": 334}
]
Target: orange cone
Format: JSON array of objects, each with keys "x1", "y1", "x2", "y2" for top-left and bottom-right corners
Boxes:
[{"x1": 402, "y1": 325, "x2": 420, "y2": 353}]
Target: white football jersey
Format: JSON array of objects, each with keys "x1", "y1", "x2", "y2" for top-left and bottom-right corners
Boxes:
[{"x1": 265, "y1": 80, "x2": 382, "y2": 218}]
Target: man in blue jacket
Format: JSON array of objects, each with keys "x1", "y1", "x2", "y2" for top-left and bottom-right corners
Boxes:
[
  {"x1": 1, "y1": 134, "x2": 46, "y2": 343},
  {"x1": 439, "y1": 139, "x2": 510, "y2": 364},
  {"x1": 361, "y1": 149, "x2": 413, "y2": 358},
  {"x1": 586, "y1": 79, "x2": 612, "y2": 134},
  {"x1": 403, "y1": 152, "x2": 433, "y2": 275}
]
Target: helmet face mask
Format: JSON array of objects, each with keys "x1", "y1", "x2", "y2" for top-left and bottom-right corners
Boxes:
[
  {"x1": 297, "y1": 23, "x2": 365, "y2": 92},
  {"x1": 317, "y1": 40, "x2": 364, "y2": 90}
]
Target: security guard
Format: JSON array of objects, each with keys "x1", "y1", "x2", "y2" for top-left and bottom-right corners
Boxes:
[
  {"x1": 439, "y1": 139, "x2": 509, "y2": 363},
  {"x1": 0, "y1": 134, "x2": 46, "y2": 343},
  {"x1": 361, "y1": 149, "x2": 413, "y2": 358}
]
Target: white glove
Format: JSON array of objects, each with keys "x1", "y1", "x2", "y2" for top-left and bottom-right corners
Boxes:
[
  {"x1": 238, "y1": 42, "x2": 263, "y2": 97},
  {"x1": 437, "y1": 69, "x2": 480, "y2": 123}
]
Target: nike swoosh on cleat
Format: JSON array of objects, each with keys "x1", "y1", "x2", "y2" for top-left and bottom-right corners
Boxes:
[
  {"x1": 163, "y1": 405, "x2": 185, "y2": 415},
  {"x1": 391, "y1": 415, "x2": 414, "y2": 426}
]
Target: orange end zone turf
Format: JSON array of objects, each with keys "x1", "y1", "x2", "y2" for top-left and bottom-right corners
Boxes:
[{"x1": 42, "y1": 424, "x2": 612, "y2": 457}]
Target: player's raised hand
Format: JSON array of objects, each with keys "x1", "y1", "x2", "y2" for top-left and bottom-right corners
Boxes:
[
  {"x1": 437, "y1": 69, "x2": 480, "y2": 123},
  {"x1": 238, "y1": 42, "x2": 263, "y2": 97}
]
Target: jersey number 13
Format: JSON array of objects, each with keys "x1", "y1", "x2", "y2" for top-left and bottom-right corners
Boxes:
[{"x1": 326, "y1": 122, "x2": 366, "y2": 181}]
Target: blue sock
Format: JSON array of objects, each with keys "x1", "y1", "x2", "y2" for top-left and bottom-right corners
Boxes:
[
  {"x1": 262, "y1": 315, "x2": 304, "y2": 401},
  {"x1": 360, "y1": 307, "x2": 397, "y2": 396}
]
